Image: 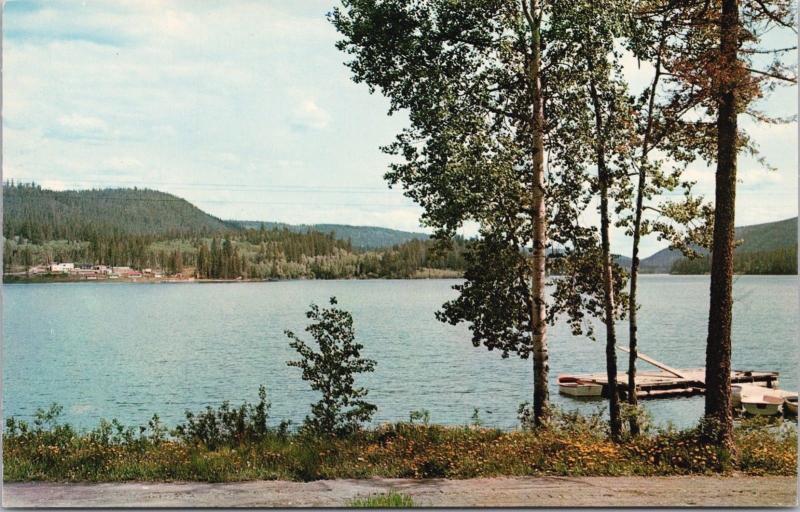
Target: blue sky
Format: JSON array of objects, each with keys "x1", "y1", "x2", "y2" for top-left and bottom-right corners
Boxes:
[{"x1": 3, "y1": 0, "x2": 797, "y2": 257}]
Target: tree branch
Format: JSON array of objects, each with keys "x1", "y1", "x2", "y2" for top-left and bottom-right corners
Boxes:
[
  {"x1": 750, "y1": 0, "x2": 798, "y2": 31},
  {"x1": 746, "y1": 67, "x2": 798, "y2": 83}
]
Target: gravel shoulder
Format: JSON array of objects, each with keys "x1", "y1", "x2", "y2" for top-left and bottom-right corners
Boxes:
[{"x1": 3, "y1": 475, "x2": 797, "y2": 508}]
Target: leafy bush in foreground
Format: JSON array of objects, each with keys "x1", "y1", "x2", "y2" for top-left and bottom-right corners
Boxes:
[
  {"x1": 286, "y1": 297, "x2": 377, "y2": 437},
  {"x1": 173, "y1": 386, "x2": 289, "y2": 450}
]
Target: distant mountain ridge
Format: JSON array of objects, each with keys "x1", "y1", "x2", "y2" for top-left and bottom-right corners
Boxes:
[
  {"x1": 3, "y1": 184, "x2": 235, "y2": 240},
  {"x1": 640, "y1": 217, "x2": 798, "y2": 273},
  {"x1": 2, "y1": 183, "x2": 432, "y2": 249},
  {"x1": 5, "y1": 184, "x2": 795, "y2": 261},
  {"x1": 232, "y1": 220, "x2": 431, "y2": 249}
]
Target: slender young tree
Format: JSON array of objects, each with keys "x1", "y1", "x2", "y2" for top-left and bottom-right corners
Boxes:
[
  {"x1": 582, "y1": 0, "x2": 634, "y2": 440},
  {"x1": 286, "y1": 297, "x2": 377, "y2": 436},
  {"x1": 622, "y1": 0, "x2": 717, "y2": 435}
]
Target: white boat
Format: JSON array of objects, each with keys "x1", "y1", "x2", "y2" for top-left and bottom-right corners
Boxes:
[
  {"x1": 784, "y1": 396, "x2": 797, "y2": 416},
  {"x1": 558, "y1": 375, "x2": 603, "y2": 397},
  {"x1": 733, "y1": 383, "x2": 763, "y2": 408},
  {"x1": 732, "y1": 383, "x2": 793, "y2": 407},
  {"x1": 742, "y1": 394, "x2": 783, "y2": 416}
]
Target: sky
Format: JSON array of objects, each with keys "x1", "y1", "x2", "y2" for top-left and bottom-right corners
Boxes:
[{"x1": 3, "y1": 0, "x2": 797, "y2": 257}]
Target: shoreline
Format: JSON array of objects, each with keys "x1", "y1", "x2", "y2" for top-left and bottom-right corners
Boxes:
[
  {"x1": 1, "y1": 274, "x2": 465, "y2": 284},
  {"x1": 3, "y1": 272, "x2": 795, "y2": 285},
  {"x1": 4, "y1": 476, "x2": 796, "y2": 507}
]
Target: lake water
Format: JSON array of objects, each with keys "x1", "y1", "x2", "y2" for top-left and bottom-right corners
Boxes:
[{"x1": 3, "y1": 276, "x2": 797, "y2": 431}]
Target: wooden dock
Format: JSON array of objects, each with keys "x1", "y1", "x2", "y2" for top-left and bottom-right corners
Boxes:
[{"x1": 563, "y1": 368, "x2": 780, "y2": 400}]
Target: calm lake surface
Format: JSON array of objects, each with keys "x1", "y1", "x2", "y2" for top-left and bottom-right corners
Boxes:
[{"x1": 3, "y1": 276, "x2": 798, "y2": 430}]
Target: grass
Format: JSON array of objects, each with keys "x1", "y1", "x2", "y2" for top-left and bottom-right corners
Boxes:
[
  {"x1": 347, "y1": 492, "x2": 415, "y2": 508},
  {"x1": 3, "y1": 407, "x2": 796, "y2": 483}
]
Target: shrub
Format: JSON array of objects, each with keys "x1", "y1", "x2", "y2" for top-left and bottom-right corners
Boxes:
[
  {"x1": 409, "y1": 409, "x2": 430, "y2": 425},
  {"x1": 174, "y1": 385, "x2": 271, "y2": 449},
  {"x1": 286, "y1": 297, "x2": 377, "y2": 437},
  {"x1": 6, "y1": 403, "x2": 76, "y2": 449}
]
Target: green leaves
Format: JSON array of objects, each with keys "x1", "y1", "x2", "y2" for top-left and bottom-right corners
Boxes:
[
  {"x1": 286, "y1": 297, "x2": 377, "y2": 437},
  {"x1": 437, "y1": 234, "x2": 535, "y2": 359}
]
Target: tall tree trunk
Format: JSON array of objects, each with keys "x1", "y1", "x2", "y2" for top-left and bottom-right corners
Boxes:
[
  {"x1": 628, "y1": 171, "x2": 645, "y2": 436},
  {"x1": 589, "y1": 78, "x2": 622, "y2": 441},
  {"x1": 529, "y1": 0, "x2": 550, "y2": 426},
  {"x1": 704, "y1": 0, "x2": 738, "y2": 449},
  {"x1": 628, "y1": 39, "x2": 664, "y2": 437}
]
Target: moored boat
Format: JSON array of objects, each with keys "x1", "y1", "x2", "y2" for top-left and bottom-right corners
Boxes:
[
  {"x1": 558, "y1": 375, "x2": 603, "y2": 397},
  {"x1": 784, "y1": 396, "x2": 797, "y2": 416},
  {"x1": 742, "y1": 394, "x2": 783, "y2": 416}
]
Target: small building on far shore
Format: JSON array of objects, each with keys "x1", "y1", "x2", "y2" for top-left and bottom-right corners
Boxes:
[{"x1": 49, "y1": 263, "x2": 75, "y2": 273}]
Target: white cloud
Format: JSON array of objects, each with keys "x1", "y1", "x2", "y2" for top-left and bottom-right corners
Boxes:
[
  {"x1": 739, "y1": 167, "x2": 786, "y2": 187},
  {"x1": 292, "y1": 99, "x2": 331, "y2": 130},
  {"x1": 100, "y1": 157, "x2": 145, "y2": 173},
  {"x1": 4, "y1": 0, "x2": 793, "y2": 241},
  {"x1": 682, "y1": 166, "x2": 716, "y2": 190},
  {"x1": 619, "y1": 45, "x2": 655, "y2": 96},
  {"x1": 56, "y1": 114, "x2": 109, "y2": 136}
]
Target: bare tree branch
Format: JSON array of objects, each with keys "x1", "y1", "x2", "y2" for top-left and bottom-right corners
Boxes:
[{"x1": 746, "y1": 67, "x2": 798, "y2": 83}]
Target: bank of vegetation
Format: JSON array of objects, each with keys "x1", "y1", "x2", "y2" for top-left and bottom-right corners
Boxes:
[
  {"x1": 4, "y1": 400, "x2": 795, "y2": 483},
  {"x1": 671, "y1": 246, "x2": 798, "y2": 275}
]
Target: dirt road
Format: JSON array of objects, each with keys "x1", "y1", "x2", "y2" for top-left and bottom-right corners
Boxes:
[{"x1": 3, "y1": 475, "x2": 796, "y2": 508}]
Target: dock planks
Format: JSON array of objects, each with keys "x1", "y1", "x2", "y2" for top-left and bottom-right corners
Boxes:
[{"x1": 561, "y1": 368, "x2": 779, "y2": 400}]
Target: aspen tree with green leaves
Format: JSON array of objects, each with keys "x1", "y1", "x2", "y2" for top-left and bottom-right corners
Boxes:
[
  {"x1": 542, "y1": 0, "x2": 636, "y2": 440},
  {"x1": 331, "y1": 0, "x2": 617, "y2": 427},
  {"x1": 621, "y1": 1, "x2": 720, "y2": 436}
]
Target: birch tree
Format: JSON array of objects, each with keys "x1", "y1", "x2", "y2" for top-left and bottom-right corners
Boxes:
[{"x1": 331, "y1": 0, "x2": 569, "y2": 425}]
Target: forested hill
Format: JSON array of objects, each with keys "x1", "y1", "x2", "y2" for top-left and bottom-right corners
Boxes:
[
  {"x1": 641, "y1": 217, "x2": 798, "y2": 274},
  {"x1": 3, "y1": 183, "x2": 235, "y2": 241},
  {"x1": 3, "y1": 183, "x2": 431, "y2": 249},
  {"x1": 233, "y1": 221, "x2": 430, "y2": 249},
  {"x1": 3, "y1": 183, "x2": 467, "y2": 280}
]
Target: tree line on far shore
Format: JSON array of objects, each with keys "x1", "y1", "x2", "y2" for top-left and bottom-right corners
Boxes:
[
  {"x1": 3, "y1": 225, "x2": 467, "y2": 280},
  {"x1": 671, "y1": 246, "x2": 797, "y2": 275}
]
